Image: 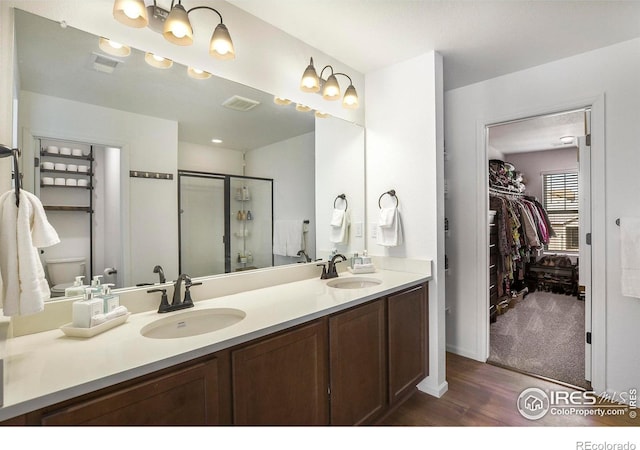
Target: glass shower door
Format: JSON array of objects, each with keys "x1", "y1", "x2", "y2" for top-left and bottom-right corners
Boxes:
[{"x1": 179, "y1": 173, "x2": 226, "y2": 277}]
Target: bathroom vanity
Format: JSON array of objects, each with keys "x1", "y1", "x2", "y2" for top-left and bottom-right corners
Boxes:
[{"x1": 0, "y1": 267, "x2": 429, "y2": 426}]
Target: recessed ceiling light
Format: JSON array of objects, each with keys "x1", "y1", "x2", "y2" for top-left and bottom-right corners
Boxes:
[
  {"x1": 273, "y1": 96, "x2": 291, "y2": 106},
  {"x1": 560, "y1": 135, "x2": 575, "y2": 144},
  {"x1": 187, "y1": 66, "x2": 212, "y2": 79},
  {"x1": 144, "y1": 52, "x2": 173, "y2": 69},
  {"x1": 211, "y1": 138, "x2": 223, "y2": 144},
  {"x1": 99, "y1": 37, "x2": 131, "y2": 57}
]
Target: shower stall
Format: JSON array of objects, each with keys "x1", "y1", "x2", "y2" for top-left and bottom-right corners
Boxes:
[{"x1": 178, "y1": 171, "x2": 273, "y2": 277}]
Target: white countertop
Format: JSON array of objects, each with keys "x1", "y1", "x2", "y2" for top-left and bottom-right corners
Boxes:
[{"x1": 0, "y1": 269, "x2": 429, "y2": 421}]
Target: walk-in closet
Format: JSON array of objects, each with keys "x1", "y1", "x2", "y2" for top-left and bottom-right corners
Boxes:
[{"x1": 486, "y1": 109, "x2": 591, "y2": 390}]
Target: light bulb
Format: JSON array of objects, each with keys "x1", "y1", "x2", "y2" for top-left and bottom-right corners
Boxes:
[
  {"x1": 123, "y1": 4, "x2": 141, "y2": 19},
  {"x1": 153, "y1": 54, "x2": 165, "y2": 62},
  {"x1": 108, "y1": 41, "x2": 123, "y2": 49}
]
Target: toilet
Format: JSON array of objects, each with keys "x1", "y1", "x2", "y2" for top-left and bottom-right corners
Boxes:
[{"x1": 45, "y1": 257, "x2": 86, "y2": 297}]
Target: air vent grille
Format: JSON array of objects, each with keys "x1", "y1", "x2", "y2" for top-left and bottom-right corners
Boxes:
[
  {"x1": 91, "y1": 52, "x2": 122, "y2": 74},
  {"x1": 222, "y1": 95, "x2": 261, "y2": 112}
]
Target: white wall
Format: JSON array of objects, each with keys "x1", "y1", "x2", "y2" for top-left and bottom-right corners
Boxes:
[
  {"x1": 315, "y1": 117, "x2": 365, "y2": 259},
  {"x1": 178, "y1": 141, "x2": 244, "y2": 176},
  {"x1": 365, "y1": 51, "x2": 446, "y2": 397},
  {"x1": 246, "y1": 132, "x2": 315, "y2": 265},
  {"x1": 445, "y1": 38, "x2": 640, "y2": 395},
  {"x1": 504, "y1": 148, "x2": 578, "y2": 201},
  {"x1": 0, "y1": 1, "x2": 15, "y2": 191},
  {"x1": 19, "y1": 90, "x2": 179, "y2": 288}
]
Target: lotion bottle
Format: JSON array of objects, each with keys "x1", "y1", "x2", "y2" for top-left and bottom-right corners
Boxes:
[{"x1": 65, "y1": 276, "x2": 87, "y2": 297}]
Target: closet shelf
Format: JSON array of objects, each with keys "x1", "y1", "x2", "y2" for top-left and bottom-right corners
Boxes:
[
  {"x1": 40, "y1": 169, "x2": 93, "y2": 176},
  {"x1": 41, "y1": 151, "x2": 93, "y2": 161},
  {"x1": 41, "y1": 184, "x2": 92, "y2": 190},
  {"x1": 44, "y1": 206, "x2": 92, "y2": 213}
]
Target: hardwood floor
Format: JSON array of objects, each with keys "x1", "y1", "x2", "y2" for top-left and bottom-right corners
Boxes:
[{"x1": 380, "y1": 352, "x2": 638, "y2": 426}]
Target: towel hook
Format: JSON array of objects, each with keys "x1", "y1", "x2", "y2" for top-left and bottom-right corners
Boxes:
[
  {"x1": 334, "y1": 193, "x2": 348, "y2": 211},
  {"x1": 378, "y1": 189, "x2": 398, "y2": 209},
  {"x1": 0, "y1": 144, "x2": 21, "y2": 207}
]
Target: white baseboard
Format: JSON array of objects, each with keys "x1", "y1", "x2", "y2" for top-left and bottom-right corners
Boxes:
[
  {"x1": 446, "y1": 343, "x2": 484, "y2": 362},
  {"x1": 417, "y1": 378, "x2": 449, "y2": 398}
]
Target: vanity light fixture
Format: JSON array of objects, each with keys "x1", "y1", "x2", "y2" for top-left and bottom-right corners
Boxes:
[
  {"x1": 98, "y1": 37, "x2": 131, "y2": 57},
  {"x1": 295, "y1": 104, "x2": 312, "y2": 112},
  {"x1": 299, "y1": 57, "x2": 359, "y2": 109},
  {"x1": 144, "y1": 52, "x2": 173, "y2": 69},
  {"x1": 187, "y1": 66, "x2": 212, "y2": 79},
  {"x1": 314, "y1": 111, "x2": 330, "y2": 119},
  {"x1": 113, "y1": 0, "x2": 235, "y2": 60}
]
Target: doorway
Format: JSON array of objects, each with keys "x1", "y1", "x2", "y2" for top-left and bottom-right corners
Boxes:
[{"x1": 485, "y1": 108, "x2": 592, "y2": 389}]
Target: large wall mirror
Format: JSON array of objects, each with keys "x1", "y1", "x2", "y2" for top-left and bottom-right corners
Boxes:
[{"x1": 13, "y1": 8, "x2": 365, "y2": 298}]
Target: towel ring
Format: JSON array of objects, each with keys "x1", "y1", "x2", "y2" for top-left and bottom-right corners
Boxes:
[
  {"x1": 378, "y1": 190, "x2": 398, "y2": 209},
  {"x1": 334, "y1": 193, "x2": 348, "y2": 211}
]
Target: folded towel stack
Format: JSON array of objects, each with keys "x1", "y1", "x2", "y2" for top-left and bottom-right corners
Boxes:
[
  {"x1": 376, "y1": 207, "x2": 403, "y2": 247},
  {"x1": 90, "y1": 305, "x2": 129, "y2": 328}
]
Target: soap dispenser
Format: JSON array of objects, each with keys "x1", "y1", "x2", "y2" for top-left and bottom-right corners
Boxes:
[
  {"x1": 100, "y1": 283, "x2": 120, "y2": 313},
  {"x1": 90, "y1": 275, "x2": 103, "y2": 296},
  {"x1": 65, "y1": 276, "x2": 86, "y2": 297},
  {"x1": 72, "y1": 288, "x2": 104, "y2": 328}
]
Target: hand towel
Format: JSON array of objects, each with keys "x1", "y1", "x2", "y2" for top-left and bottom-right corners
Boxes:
[
  {"x1": 376, "y1": 208, "x2": 403, "y2": 247},
  {"x1": 378, "y1": 207, "x2": 396, "y2": 228},
  {"x1": 330, "y1": 208, "x2": 345, "y2": 227},
  {"x1": 273, "y1": 220, "x2": 303, "y2": 257},
  {"x1": 330, "y1": 210, "x2": 350, "y2": 244},
  {"x1": 620, "y1": 217, "x2": 640, "y2": 298},
  {"x1": 0, "y1": 190, "x2": 60, "y2": 316}
]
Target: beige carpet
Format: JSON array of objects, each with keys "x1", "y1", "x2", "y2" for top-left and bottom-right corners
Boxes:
[{"x1": 488, "y1": 291, "x2": 591, "y2": 390}]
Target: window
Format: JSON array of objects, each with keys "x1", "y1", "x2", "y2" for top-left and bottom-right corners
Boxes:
[{"x1": 543, "y1": 172, "x2": 579, "y2": 252}]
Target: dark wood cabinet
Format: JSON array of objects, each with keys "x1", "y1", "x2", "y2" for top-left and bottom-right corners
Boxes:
[
  {"x1": 3, "y1": 282, "x2": 430, "y2": 426},
  {"x1": 329, "y1": 299, "x2": 386, "y2": 425},
  {"x1": 38, "y1": 355, "x2": 225, "y2": 425},
  {"x1": 231, "y1": 319, "x2": 329, "y2": 425},
  {"x1": 387, "y1": 283, "x2": 428, "y2": 405}
]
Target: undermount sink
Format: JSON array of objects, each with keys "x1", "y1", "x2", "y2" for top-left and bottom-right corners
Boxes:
[
  {"x1": 326, "y1": 277, "x2": 382, "y2": 289},
  {"x1": 140, "y1": 308, "x2": 246, "y2": 339}
]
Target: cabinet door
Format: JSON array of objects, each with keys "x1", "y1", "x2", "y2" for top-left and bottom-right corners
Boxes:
[
  {"x1": 329, "y1": 299, "x2": 386, "y2": 425},
  {"x1": 232, "y1": 319, "x2": 329, "y2": 425},
  {"x1": 41, "y1": 357, "x2": 221, "y2": 425},
  {"x1": 387, "y1": 283, "x2": 428, "y2": 404}
]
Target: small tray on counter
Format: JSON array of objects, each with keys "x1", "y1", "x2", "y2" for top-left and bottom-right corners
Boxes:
[{"x1": 60, "y1": 313, "x2": 131, "y2": 338}]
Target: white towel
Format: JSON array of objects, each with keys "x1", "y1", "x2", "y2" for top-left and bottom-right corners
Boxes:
[
  {"x1": 273, "y1": 220, "x2": 303, "y2": 257},
  {"x1": 376, "y1": 208, "x2": 403, "y2": 247},
  {"x1": 330, "y1": 208, "x2": 345, "y2": 227},
  {"x1": 330, "y1": 210, "x2": 350, "y2": 244},
  {"x1": 0, "y1": 190, "x2": 60, "y2": 316},
  {"x1": 620, "y1": 217, "x2": 640, "y2": 298},
  {"x1": 378, "y1": 207, "x2": 395, "y2": 228}
]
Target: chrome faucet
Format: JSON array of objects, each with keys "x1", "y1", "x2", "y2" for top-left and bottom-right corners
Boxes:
[{"x1": 320, "y1": 254, "x2": 346, "y2": 279}]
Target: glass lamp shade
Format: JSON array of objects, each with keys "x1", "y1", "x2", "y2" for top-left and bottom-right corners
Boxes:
[
  {"x1": 145, "y1": 52, "x2": 173, "y2": 69},
  {"x1": 113, "y1": 0, "x2": 148, "y2": 28},
  {"x1": 300, "y1": 59, "x2": 320, "y2": 93},
  {"x1": 209, "y1": 24, "x2": 235, "y2": 60},
  {"x1": 295, "y1": 104, "x2": 312, "y2": 112},
  {"x1": 315, "y1": 111, "x2": 330, "y2": 118},
  {"x1": 322, "y1": 74, "x2": 341, "y2": 101},
  {"x1": 342, "y1": 84, "x2": 359, "y2": 109},
  {"x1": 274, "y1": 97, "x2": 292, "y2": 106},
  {"x1": 163, "y1": 4, "x2": 194, "y2": 46}
]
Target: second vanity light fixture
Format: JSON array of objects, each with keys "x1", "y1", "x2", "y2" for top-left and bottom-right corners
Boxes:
[
  {"x1": 112, "y1": 0, "x2": 235, "y2": 60},
  {"x1": 300, "y1": 57, "x2": 359, "y2": 109}
]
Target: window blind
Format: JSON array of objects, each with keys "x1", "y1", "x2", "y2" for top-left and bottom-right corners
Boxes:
[{"x1": 543, "y1": 172, "x2": 579, "y2": 252}]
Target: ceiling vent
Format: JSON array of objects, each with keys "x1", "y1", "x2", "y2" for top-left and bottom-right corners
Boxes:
[
  {"x1": 91, "y1": 52, "x2": 123, "y2": 74},
  {"x1": 222, "y1": 95, "x2": 260, "y2": 112}
]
